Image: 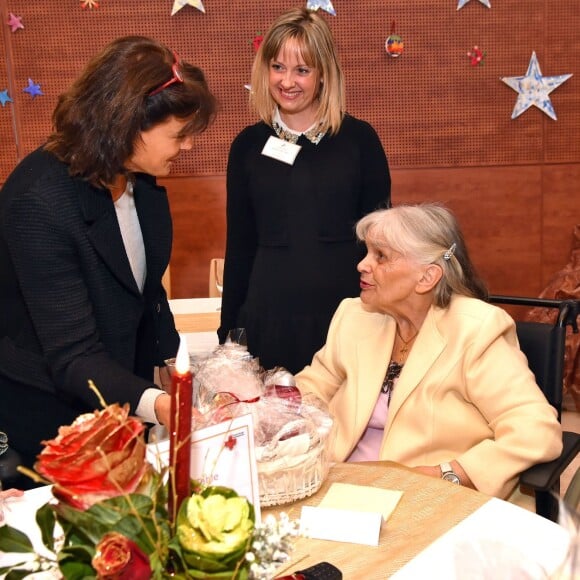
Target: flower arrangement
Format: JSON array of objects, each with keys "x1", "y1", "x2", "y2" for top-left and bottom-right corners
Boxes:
[{"x1": 0, "y1": 398, "x2": 299, "y2": 579}]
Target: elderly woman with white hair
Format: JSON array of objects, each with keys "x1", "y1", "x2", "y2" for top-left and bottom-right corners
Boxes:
[{"x1": 295, "y1": 203, "x2": 562, "y2": 501}]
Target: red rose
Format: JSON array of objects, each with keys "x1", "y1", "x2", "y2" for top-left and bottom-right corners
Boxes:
[
  {"x1": 34, "y1": 403, "x2": 149, "y2": 510},
  {"x1": 92, "y1": 532, "x2": 152, "y2": 580}
]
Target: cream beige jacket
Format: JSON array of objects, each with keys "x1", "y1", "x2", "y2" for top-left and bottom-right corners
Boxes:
[{"x1": 296, "y1": 296, "x2": 562, "y2": 498}]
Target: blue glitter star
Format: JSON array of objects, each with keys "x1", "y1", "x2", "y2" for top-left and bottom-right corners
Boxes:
[
  {"x1": 306, "y1": 0, "x2": 336, "y2": 16},
  {"x1": 23, "y1": 78, "x2": 44, "y2": 99},
  {"x1": 501, "y1": 52, "x2": 572, "y2": 120},
  {"x1": 0, "y1": 89, "x2": 12, "y2": 107},
  {"x1": 457, "y1": 0, "x2": 491, "y2": 9}
]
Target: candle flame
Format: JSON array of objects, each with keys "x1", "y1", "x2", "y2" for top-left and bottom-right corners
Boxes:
[{"x1": 175, "y1": 334, "x2": 190, "y2": 375}]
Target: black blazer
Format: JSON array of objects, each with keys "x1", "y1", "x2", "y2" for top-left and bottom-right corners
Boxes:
[{"x1": 0, "y1": 147, "x2": 179, "y2": 418}]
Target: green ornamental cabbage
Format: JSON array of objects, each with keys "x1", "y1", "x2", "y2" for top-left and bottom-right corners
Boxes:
[{"x1": 177, "y1": 486, "x2": 255, "y2": 579}]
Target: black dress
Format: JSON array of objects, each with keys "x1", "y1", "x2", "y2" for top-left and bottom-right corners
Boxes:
[{"x1": 219, "y1": 114, "x2": 391, "y2": 374}]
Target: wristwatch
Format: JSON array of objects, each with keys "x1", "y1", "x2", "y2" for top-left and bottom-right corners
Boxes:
[{"x1": 440, "y1": 462, "x2": 461, "y2": 485}]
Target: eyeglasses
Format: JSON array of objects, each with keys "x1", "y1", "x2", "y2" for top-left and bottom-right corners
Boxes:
[{"x1": 148, "y1": 51, "x2": 184, "y2": 97}]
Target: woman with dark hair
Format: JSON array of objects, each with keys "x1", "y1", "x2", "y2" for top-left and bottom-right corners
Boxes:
[
  {"x1": 0, "y1": 36, "x2": 217, "y2": 478},
  {"x1": 219, "y1": 7, "x2": 391, "y2": 374},
  {"x1": 296, "y1": 204, "x2": 562, "y2": 503}
]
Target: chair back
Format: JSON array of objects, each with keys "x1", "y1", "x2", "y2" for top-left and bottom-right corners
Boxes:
[
  {"x1": 209, "y1": 258, "x2": 224, "y2": 297},
  {"x1": 490, "y1": 296, "x2": 579, "y2": 421},
  {"x1": 489, "y1": 296, "x2": 580, "y2": 520},
  {"x1": 162, "y1": 265, "x2": 172, "y2": 299},
  {"x1": 514, "y1": 321, "x2": 565, "y2": 420}
]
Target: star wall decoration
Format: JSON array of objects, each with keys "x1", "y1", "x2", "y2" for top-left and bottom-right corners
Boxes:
[
  {"x1": 501, "y1": 52, "x2": 572, "y2": 120},
  {"x1": 306, "y1": 0, "x2": 336, "y2": 16},
  {"x1": 7, "y1": 12, "x2": 24, "y2": 32},
  {"x1": 23, "y1": 78, "x2": 43, "y2": 99},
  {"x1": 457, "y1": 0, "x2": 491, "y2": 9},
  {"x1": 171, "y1": 0, "x2": 205, "y2": 16},
  {"x1": 0, "y1": 90, "x2": 13, "y2": 107}
]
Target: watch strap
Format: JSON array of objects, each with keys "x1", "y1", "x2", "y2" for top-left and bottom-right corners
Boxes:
[
  {"x1": 440, "y1": 462, "x2": 453, "y2": 475},
  {"x1": 440, "y1": 462, "x2": 462, "y2": 485}
]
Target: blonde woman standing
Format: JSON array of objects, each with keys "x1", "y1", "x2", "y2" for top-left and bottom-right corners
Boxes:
[{"x1": 219, "y1": 7, "x2": 391, "y2": 374}]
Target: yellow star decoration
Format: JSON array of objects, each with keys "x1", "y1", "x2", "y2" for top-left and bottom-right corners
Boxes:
[{"x1": 171, "y1": 0, "x2": 205, "y2": 16}]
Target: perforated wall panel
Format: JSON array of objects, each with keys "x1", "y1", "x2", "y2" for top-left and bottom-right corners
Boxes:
[{"x1": 1, "y1": 0, "x2": 578, "y2": 182}]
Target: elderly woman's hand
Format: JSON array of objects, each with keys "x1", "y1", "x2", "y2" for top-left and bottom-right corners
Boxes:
[{"x1": 412, "y1": 461, "x2": 475, "y2": 489}]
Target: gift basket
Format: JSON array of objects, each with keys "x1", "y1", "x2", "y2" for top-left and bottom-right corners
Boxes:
[{"x1": 192, "y1": 337, "x2": 334, "y2": 507}]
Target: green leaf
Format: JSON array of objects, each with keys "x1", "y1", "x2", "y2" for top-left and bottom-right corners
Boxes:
[
  {"x1": 0, "y1": 565, "x2": 29, "y2": 577},
  {"x1": 0, "y1": 525, "x2": 34, "y2": 553},
  {"x1": 184, "y1": 568, "x2": 249, "y2": 579},
  {"x1": 55, "y1": 493, "x2": 161, "y2": 549},
  {"x1": 5, "y1": 568, "x2": 36, "y2": 580},
  {"x1": 58, "y1": 544, "x2": 96, "y2": 580},
  {"x1": 36, "y1": 502, "x2": 57, "y2": 552}
]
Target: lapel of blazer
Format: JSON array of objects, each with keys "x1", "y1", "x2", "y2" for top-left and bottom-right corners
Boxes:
[
  {"x1": 387, "y1": 306, "x2": 446, "y2": 427},
  {"x1": 79, "y1": 181, "x2": 140, "y2": 296},
  {"x1": 354, "y1": 311, "x2": 396, "y2": 425},
  {"x1": 133, "y1": 175, "x2": 172, "y2": 297}
]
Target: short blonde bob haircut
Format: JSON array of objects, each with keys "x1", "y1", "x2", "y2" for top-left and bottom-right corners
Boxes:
[
  {"x1": 356, "y1": 203, "x2": 488, "y2": 308},
  {"x1": 250, "y1": 7, "x2": 345, "y2": 135}
]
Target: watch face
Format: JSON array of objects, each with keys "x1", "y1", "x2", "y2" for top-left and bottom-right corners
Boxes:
[{"x1": 442, "y1": 472, "x2": 461, "y2": 485}]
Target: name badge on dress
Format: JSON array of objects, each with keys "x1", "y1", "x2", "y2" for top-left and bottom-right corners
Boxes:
[{"x1": 261, "y1": 135, "x2": 301, "y2": 165}]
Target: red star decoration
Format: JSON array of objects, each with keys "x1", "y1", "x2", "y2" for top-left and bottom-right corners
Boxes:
[
  {"x1": 252, "y1": 34, "x2": 264, "y2": 52},
  {"x1": 467, "y1": 46, "x2": 486, "y2": 66},
  {"x1": 224, "y1": 435, "x2": 237, "y2": 450}
]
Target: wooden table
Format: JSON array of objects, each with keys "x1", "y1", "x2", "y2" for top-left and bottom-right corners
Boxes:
[
  {"x1": 264, "y1": 462, "x2": 490, "y2": 579},
  {"x1": 1, "y1": 464, "x2": 568, "y2": 579}
]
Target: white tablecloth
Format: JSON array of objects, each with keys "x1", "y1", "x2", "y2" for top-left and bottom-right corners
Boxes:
[{"x1": 392, "y1": 498, "x2": 573, "y2": 579}]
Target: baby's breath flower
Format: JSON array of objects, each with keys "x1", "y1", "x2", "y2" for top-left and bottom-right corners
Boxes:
[{"x1": 247, "y1": 512, "x2": 301, "y2": 580}]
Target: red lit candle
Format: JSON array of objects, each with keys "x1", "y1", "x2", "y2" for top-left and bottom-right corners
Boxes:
[{"x1": 169, "y1": 334, "x2": 193, "y2": 522}]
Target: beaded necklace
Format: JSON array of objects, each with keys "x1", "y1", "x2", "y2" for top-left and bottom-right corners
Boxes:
[
  {"x1": 381, "y1": 328, "x2": 419, "y2": 402},
  {"x1": 272, "y1": 120, "x2": 326, "y2": 145}
]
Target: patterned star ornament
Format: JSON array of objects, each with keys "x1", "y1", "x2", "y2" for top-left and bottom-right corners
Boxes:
[
  {"x1": 457, "y1": 0, "x2": 491, "y2": 9},
  {"x1": 171, "y1": 0, "x2": 205, "y2": 16},
  {"x1": 306, "y1": 0, "x2": 336, "y2": 16},
  {"x1": 0, "y1": 89, "x2": 13, "y2": 107},
  {"x1": 23, "y1": 78, "x2": 44, "y2": 98},
  {"x1": 7, "y1": 12, "x2": 24, "y2": 32},
  {"x1": 501, "y1": 52, "x2": 572, "y2": 120}
]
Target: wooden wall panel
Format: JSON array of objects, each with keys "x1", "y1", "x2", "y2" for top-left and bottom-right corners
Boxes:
[
  {"x1": 541, "y1": 165, "x2": 580, "y2": 283},
  {"x1": 162, "y1": 164, "x2": 580, "y2": 300},
  {"x1": 391, "y1": 166, "x2": 544, "y2": 296},
  {"x1": 1, "y1": 0, "x2": 579, "y2": 181},
  {"x1": 160, "y1": 175, "x2": 226, "y2": 298},
  {"x1": 1, "y1": 1, "x2": 578, "y2": 303}
]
